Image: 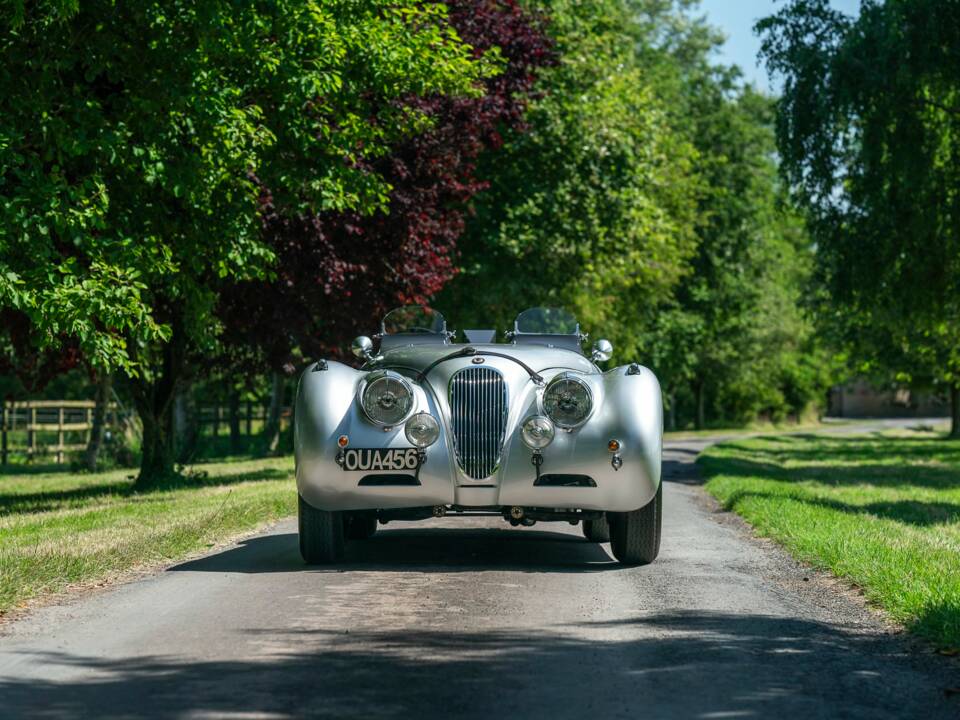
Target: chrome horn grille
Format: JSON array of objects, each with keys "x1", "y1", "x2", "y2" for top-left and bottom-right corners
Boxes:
[{"x1": 449, "y1": 367, "x2": 508, "y2": 479}]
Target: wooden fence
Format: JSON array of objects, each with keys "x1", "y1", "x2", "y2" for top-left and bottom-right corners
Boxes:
[
  {"x1": 196, "y1": 403, "x2": 292, "y2": 438},
  {"x1": 0, "y1": 400, "x2": 121, "y2": 465},
  {"x1": 1, "y1": 400, "x2": 292, "y2": 466}
]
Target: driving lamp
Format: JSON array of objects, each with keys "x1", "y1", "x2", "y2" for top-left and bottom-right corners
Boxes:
[
  {"x1": 404, "y1": 413, "x2": 440, "y2": 448},
  {"x1": 521, "y1": 415, "x2": 555, "y2": 449}
]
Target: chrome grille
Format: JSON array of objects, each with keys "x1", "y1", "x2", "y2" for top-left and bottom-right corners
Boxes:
[{"x1": 449, "y1": 367, "x2": 508, "y2": 479}]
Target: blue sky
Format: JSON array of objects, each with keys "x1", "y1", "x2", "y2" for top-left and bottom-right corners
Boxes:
[{"x1": 696, "y1": 0, "x2": 861, "y2": 92}]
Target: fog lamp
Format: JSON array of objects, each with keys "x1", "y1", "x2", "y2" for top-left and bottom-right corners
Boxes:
[
  {"x1": 404, "y1": 413, "x2": 440, "y2": 448},
  {"x1": 521, "y1": 415, "x2": 555, "y2": 450}
]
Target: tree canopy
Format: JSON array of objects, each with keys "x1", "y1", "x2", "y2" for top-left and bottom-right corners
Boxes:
[
  {"x1": 0, "y1": 0, "x2": 854, "y2": 475},
  {"x1": 441, "y1": 0, "x2": 827, "y2": 428},
  {"x1": 759, "y1": 0, "x2": 960, "y2": 435},
  {"x1": 440, "y1": 0, "x2": 701, "y2": 348},
  {"x1": 216, "y1": 0, "x2": 554, "y2": 373},
  {"x1": 0, "y1": 0, "x2": 493, "y2": 478}
]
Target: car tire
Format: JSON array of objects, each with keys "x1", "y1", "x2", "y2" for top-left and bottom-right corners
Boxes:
[
  {"x1": 345, "y1": 512, "x2": 378, "y2": 540},
  {"x1": 298, "y1": 494, "x2": 344, "y2": 564},
  {"x1": 582, "y1": 515, "x2": 611, "y2": 542},
  {"x1": 609, "y1": 483, "x2": 662, "y2": 565}
]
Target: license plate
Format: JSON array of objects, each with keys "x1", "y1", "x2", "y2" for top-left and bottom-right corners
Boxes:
[{"x1": 341, "y1": 448, "x2": 420, "y2": 472}]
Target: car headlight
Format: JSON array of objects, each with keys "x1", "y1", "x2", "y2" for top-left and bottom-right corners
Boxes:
[
  {"x1": 542, "y1": 373, "x2": 593, "y2": 428},
  {"x1": 521, "y1": 415, "x2": 555, "y2": 449},
  {"x1": 405, "y1": 413, "x2": 440, "y2": 448},
  {"x1": 360, "y1": 371, "x2": 415, "y2": 426}
]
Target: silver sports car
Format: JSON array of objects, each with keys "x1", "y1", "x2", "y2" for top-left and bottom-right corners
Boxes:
[{"x1": 295, "y1": 306, "x2": 663, "y2": 565}]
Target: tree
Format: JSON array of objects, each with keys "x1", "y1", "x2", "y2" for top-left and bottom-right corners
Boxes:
[
  {"x1": 216, "y1": 0, "x2": 555, "y2": 372},
  {"x1": 84, "y1": 371, "x2": 112, "y2": 471},
  {"x1": 0, "y1": 0, "x2": 488, "y2": 482},
  {"x1": 646, "y1": 77, "x2": 826, "y2": 429},
  {"x1": 758, "y1": 0, "x2": 960, "y2": 436},
  {"x1": 442, "y1": 0, "x2": 826, "y2": 429},
  {"x1": 439, "y1": 0, "x2": 701, "y2": 353}
]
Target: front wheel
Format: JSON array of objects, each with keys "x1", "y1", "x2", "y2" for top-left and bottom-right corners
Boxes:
[
  {"x1": 299, "y1": 495, "x2": 344, "y2": 564},
  {"x1": 608, "y1": 483, "x2": 662, "y2": 565},
  {"x1": 582, "y1": 515, "x2": 611, "y2": 542}
]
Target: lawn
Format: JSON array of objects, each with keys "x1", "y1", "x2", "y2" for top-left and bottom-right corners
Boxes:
[
  {"x1": 0, "y1": 458, "x2": 296, "y2": 616},
  {"x1": 699, "y1": 430, "x2": 960, "y2": 649}
]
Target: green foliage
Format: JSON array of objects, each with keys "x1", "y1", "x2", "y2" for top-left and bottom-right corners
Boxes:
[
  {"x1": 443, "y1": 0, "x2": 827, "y2": 428},
  {"x1": 440, "y1": 0, "x2": 701, "y2": 349},
  {"x1": 758, "y1": 0, "x2": 960, "y2": 429},
  {"x1": 701, "y1": 431, "x2": 960, "y2": 649},
  {"x1": 0, "y1": 0, "x2": 485, "y2": 377},
  {"x1": 0, "y1": 0, "x2": 831, "y2": 445},
  {"x1": 650, "y1": 84, "x2": 828, "y2": 426}
]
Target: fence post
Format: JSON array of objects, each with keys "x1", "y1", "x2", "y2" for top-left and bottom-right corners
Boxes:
[
  {"x1": 27, "y1": 405, "x2": 35, "y2": 463},
  {"x1": 57, "y1": 406, "x2": 65, "y2": 464},
  {"x1": 1, "y1": 402, "x2": 7, "y2": 467}
]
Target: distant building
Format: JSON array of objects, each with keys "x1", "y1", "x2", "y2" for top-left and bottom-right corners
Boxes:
[{"x1": 828, "y1": 379, "x2": 949, "y2": 418}]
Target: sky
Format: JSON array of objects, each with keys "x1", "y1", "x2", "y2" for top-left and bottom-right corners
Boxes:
[{"x1": 696, "y1": 0, "x2": 862, "y2": 92}]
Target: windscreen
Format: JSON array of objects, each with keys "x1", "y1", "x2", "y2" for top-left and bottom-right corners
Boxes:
[
  {"x1": 381, "y1": 306, "x2": 446, "y2": 335},
  {"x1": 514, "y1": 307, "x2": 579, "y2": 335}
]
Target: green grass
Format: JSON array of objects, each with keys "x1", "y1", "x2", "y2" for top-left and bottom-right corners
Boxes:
[
  {"x1": 699, "y1": 429, "x2": 960, "y2": 649},
  {"x1": 0, "y1": 457, "x2": 296, "y2": 616}
]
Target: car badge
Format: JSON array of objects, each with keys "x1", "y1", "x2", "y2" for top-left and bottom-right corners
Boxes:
[{"x1": 472, "y1": 356, "x2": 485, "y2": 364}]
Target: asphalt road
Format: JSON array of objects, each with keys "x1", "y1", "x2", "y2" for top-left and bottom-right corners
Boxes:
[{"x1": 1, "y1": 431, "x2": 957, "y2": 719}]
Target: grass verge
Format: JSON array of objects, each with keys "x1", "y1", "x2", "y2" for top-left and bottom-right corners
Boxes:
[
  {"x1": 0, "y1": 457, "x2": 295, "y2": 617},
  {"x1": 699, "y1": 429, "x2": 960, "y2": 650}
]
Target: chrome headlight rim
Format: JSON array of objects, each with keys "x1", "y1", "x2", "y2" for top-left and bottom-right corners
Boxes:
[
  {"x1": 358, "y1": 370, "x2": 416, "y2": 427},
  {"x1": 540, "y1": 372, "x2": 594, "y2": 429}
]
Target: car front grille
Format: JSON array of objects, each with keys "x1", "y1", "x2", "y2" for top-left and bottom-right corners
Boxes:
[{"x1": 449, "y1": 366, "x2": 508, "y2": 479}]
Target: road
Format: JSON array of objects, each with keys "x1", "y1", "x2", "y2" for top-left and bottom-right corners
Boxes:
[{"x1": 0, "y1": 432, "x2": 957, "y2": 719}]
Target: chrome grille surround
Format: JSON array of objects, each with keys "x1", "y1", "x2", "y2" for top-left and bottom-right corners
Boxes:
[{"x1": 449, "y1": 367, "x2": 508, "y2": 479}]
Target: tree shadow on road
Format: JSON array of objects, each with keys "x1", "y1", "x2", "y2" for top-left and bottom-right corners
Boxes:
[
  {"x1": 170, "y1": 527, "x2": 620, "y2": 575},
  {"x1": 1, "y1": 610, "x2": 956, "y2": 719}
]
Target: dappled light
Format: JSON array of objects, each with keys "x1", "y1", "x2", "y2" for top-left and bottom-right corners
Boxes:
[{"x1": 0, "y1": 610, "x2": 953, "y2": 719}]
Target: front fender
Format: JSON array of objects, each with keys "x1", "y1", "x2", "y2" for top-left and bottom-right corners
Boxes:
[
  {"x1": 294, "y1": 361, "x2": 456, "y2": 511},
  {"x1": 496, "y1": 364, "x2": 662, "y2": 512}
]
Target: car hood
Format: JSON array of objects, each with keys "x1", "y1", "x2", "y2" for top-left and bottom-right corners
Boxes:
[{"x1": 367, "y1": 343, "x2": 598, "y2": 377}]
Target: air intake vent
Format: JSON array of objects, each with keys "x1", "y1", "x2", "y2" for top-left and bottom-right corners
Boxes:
[{"x1": 449, "y1": 367, "x2": 508, "y2": 479}]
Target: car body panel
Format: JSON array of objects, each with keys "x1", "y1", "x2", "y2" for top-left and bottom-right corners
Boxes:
[{"x1": 295, "y1": 341, "x2": 662, "y2": 513}]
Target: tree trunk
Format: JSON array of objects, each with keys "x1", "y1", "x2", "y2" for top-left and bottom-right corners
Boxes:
[
  {"x1": 131, "y1": 316, "x2": 186, "y2": 486},
  {"x1": 261, "y1": 372, "x2": 284, "y2": 456},
  {"x1": 667, "y1": 392, "x2": 677, "y2": 431},
  {"x1": 138, "y1": 402, "x2": 176, "y2": 483},
  {"x1": 694, "y1": 380, "x2": 705, "y2": 431},
  {"x1": 173, "y1": 383, "x2": 200, "y2": 464},
  {"x1": 228, "y1": 388, "x2": 241, "y2": 454},
  {"x1": 950, "y1": 384, "x2": 960, "y2": 439},
  {"x1": 84, "y1": 372, "x2": 113, "y2": 471}
]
